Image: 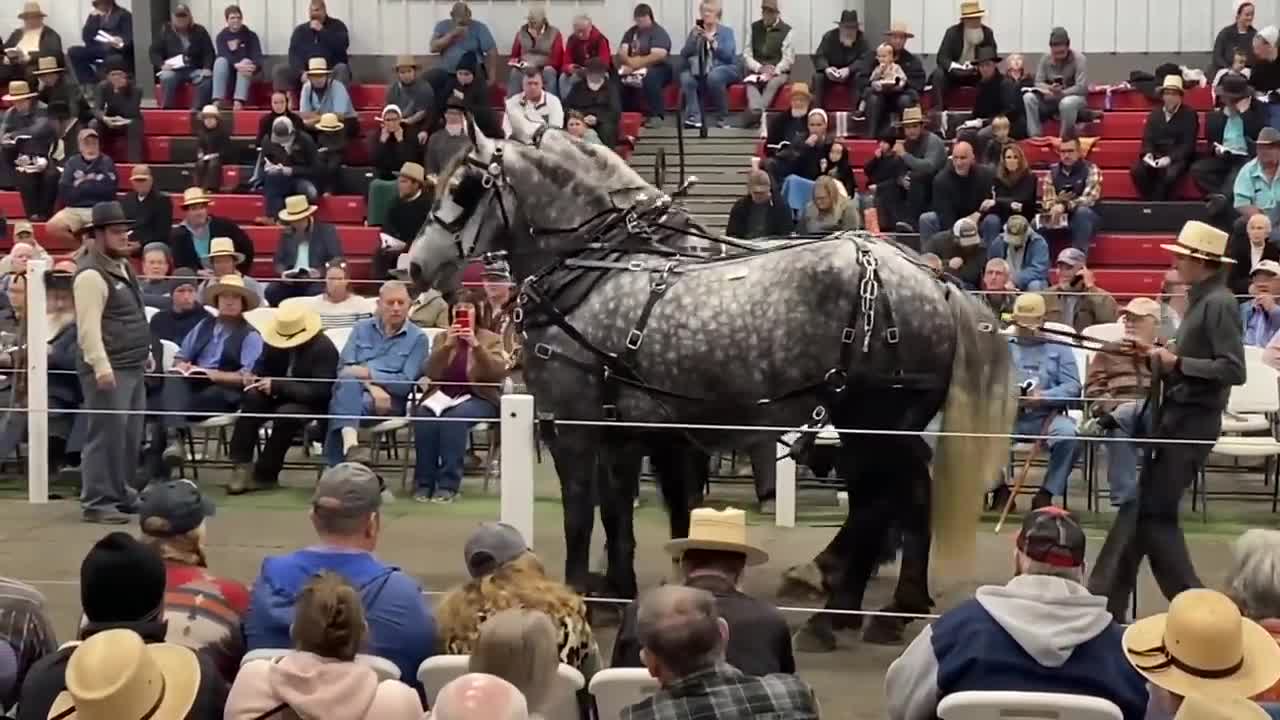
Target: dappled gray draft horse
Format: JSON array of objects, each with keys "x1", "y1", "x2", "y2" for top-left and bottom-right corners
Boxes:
[{"x1": 408, "y1": 111, "x2": 1017, "y2": 644}]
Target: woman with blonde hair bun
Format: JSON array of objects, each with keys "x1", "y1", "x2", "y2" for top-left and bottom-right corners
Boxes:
[
  {"x1": 224, "y1": 571, "x2": 424, "y2": 719},
  {"x1": 469, "y1": 608, "x2": 562, "y2": 716},
  {"x1": 437, "y1": 522, "x2": 600, "y2": 679}
]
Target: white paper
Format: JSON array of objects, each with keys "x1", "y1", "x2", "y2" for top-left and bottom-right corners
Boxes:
[
  {"x1": 949, "y1": 62, "x2": 972, "y2": 72},
  {"x1": 379, "y1": 232, "x2": 407, "y2": 251},
  {"x1": 742, "y1": 73, "x2": 765, "y2": 84},
  {"x1": 959, "y1": 118, "x2": 983, "y2": 130},
  {"x1": 422, "y1": 390, "x2": 471, "y2": 416},
  {"x1": 94, "y1": 30, "x2": 115, "y2": 44},
  {"x1": 1144, "y1": 155, "x2": 1158, "y2": 168},
  {"x1": 163, "y1": 54, "x2": 186, "y2": 70}
]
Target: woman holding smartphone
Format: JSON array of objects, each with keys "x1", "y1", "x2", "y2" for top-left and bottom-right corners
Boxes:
[{"x1": 411, "y1": 290, "x2": 508, "y2": 503}]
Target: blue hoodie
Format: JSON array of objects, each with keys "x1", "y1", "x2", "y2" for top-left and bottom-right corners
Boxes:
[{"x1": 244, "y1": 547, "x2": 436, "y2": 690}]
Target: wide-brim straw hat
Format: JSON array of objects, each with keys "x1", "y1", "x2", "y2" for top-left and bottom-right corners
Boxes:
[
  {"x1": 180, "y1": 187, "x2": 213, "y2": 208},
  {"x1": 316, "y1": 113, "x2": 344, "y2": 132},
  {"x1": 1160, "y1": 74, "x2": 1185, "y2": 95},
  {"x1": 203, "y1": 274, "x2": 260, "y2": 311},
  {"x1": 394, "y1": 54, "x2": 418, "y2": 69},
  {"x1": 306, "y1": 57, "x2": 332, "y2": 76},
  {"x1": 31, "y1": 55, "x2": 60, "y2": 75},
  {"x1": 278, "y1": 194, "x2": 318, "y2": 223},
  {"x1": 1161, "y1": 221, "x2": 1236, "y2": 264},
  {"x1": 18, "y1": 2, "x2": 45, "y2": 19},
  {"x1": 2, "y1": 81, "x2": 36, "y2": 102},
  {"x1": 1124, "y1": 589, "x2": 1280, "y2": 700},
  {"x1": 46, "y1": 629, "x2": 200, "y2": 720},
  {"x1": 959, "y1": 0, "x2": 985, "y2": 18},
  {"x1": 262, "y1": 303, "x2": 323, "y2": 349},
  {"x1": 900, "y1": 106, "x2": 925, "y2": 126},
  {"x1": 885, "y1": 21, "x2": 914, "y2": 38},
  {"x1": 399, "y1": 161, "x2": 426, "y2": 185},
  {"x1": 203, "y1": 237, "x2": 245, "y2": 264},
  {"x1": 663, "y1": 507, "x2": 769, "y2": 565}
]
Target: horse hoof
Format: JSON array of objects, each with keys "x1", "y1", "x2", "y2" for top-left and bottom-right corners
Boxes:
[
  {"x1": 777, "y1": 578, "x2": 825, "y2": 602},
  {"x1": 832, "y1": 613, "x2": 864, "y2": 632},
  {"x1": 862, "y1": 617, "x2": 907, "y2": 645},
  {"x1": 780, "y1": 562, "x2": 825, "y2": 596},
  {"x1": 792, "y1": 621, "x2": 838, "y2": 653}
]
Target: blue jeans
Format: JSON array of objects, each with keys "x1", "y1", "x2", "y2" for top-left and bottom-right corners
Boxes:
[
  {"x1": 68, "y1": 45, "x2": 112, "y2": 85},
  {"x1": 680, "y1": 65, "x2": 739, "y2": 124},
  {"x1": 559, "y1": 71, "x2": 579, "y2": 98},
  {"x1": 262, "y1": 174, "x2": 317, "y2": 218},
  {"x1": 212, "y1": 57, "x2": 255, "y2": 103},
  {"x1": 1101, "y1": 400, "x2": 1150, "y2": 507},
  {"x1": 1014, "y1": 411, "x2": 1079, "y2": 496},
  {"x1": 413, "y1": 396, "x2": 498, "y2": 495},
  {"x1": 158, "y1": 67, "x2": 211, "y2": 110},
  {"x1": 979, "y1": 214, "x2": 1004, "y2": 246},
  {"x1": 1044, "y1": 206, "x2": 1100, "y2": 255},
  {"x1": 324, "y1": 376, "x2": 408, "y2": 466},
  {"x1": 508, "y1": 66, "x2": 558, "y2": 98},
  {"x1": 622, "y1": 63, "x2": 672, "y2": 118},
  {"x1": 918, "y1": 211, "x2": 944, "y2": 243}
]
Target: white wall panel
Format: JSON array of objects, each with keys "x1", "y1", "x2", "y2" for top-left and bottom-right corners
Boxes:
[
  {"x1": 1018, "y1": 0, "x2": 1052, "y2": 55},
  {"x1": 1114, "y1": 0, "x2": 1149, "y2": 53}
]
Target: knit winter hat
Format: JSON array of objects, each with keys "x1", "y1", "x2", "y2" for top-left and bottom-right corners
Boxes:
[{"x1": 80, "y1": 532, "x2": 166, "y2": 623}]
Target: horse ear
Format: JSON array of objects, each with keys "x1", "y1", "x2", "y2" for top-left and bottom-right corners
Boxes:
[{"x1": 506, "y1": 107, "x2": 535, "y2": 144}]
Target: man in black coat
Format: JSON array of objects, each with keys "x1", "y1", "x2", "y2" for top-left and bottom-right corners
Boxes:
[
  {"x1": 1131, "y1": 75, "x2": 1200, "y2": 202},
  {"x1": 273, "y1": 0, "x2": 351, "y2": 92},
  {"x1": 431, "y1": 52, "x2": 502, "y2": 139},
  {"x1": 726, "y1": 169, "x2": 793, "y2": 239},
  {"x1": 228, "y1": 305, "x2": 338, "y2": 494},
  {"x1": 859, "y1": 22, "x2": 926, "y2": 140},
  {"x1": 169, "y1": 187, "x2": 254, "y2": 275},
  {"x1": 17, "y1": 533, "x2": 228, "y2": 720},
  {"x1": 1190, "y1": 73, "x2": 1267, "y2": 218},
  {"x1": 918, "y1": 140, "x2": 996, "y2": 244},
  {"x1": 121, "y1": 165, "x2": 172, "y2": 252},
  {"x1": 0, "y1": 2, "x2": 62, "y2": 87},
  {"x1": 929, "y1": 1, "x2": 997, "y2": 109},
  {"x1": 149, "y1": 4, "x2": 215, "y2": 110},
  {"x1": 956, "y1": 46, "x2": 1021, "y2": 153},
  {"x1": 811, "y1": 11, "x2": 867, "y2": 111},
  {"x1": 91, "y1": 57, "x2": 143, "y2": 162},
  {"x1": 611, "y1": 509, "x2": 795, "y2": 677}
]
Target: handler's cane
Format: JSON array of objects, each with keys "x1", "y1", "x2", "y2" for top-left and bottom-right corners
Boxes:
[{"x1": 995, "y1": 413, "x2": 1056, "y2": 534}]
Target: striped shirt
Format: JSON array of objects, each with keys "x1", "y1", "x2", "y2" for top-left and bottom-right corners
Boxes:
[
  {"x1": 0, "y1": 577, "x2": 57, "y2": 711},
  {"x1": 286, "y1": 294, "x2": 377, "y2": 330}
]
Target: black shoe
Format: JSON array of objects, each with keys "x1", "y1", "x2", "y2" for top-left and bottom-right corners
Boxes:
[
  {"x1": 82, "y1": 508, "x2": 130, "y2": 525},
  {"x1": 893, "y1": 221, "x2": 916, "y2": 235},
  {"x1": 161, "y1": 442, "x2": 186, "y2": 469},
  {"x1": 1031, "y1": 489, "x2": 1054, "y2": 510},
  {"x1": 988, "y1": 483, "x2": 1015, "y2": 512},
  {"x1": 1205, "y1": 193, "x2": 1228, "y2": 218}
]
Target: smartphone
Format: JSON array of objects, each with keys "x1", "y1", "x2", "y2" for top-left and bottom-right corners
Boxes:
[
  {"x1": 453, "y1": 306, "x2": 473, "y2": 332},
  {"x1": 695, "y1": 18, "x2": 705, "y2": 28}
]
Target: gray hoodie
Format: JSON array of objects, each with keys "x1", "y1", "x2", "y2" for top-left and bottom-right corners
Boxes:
[{"x1": 884, "y1": 574, "x2": 1116, "y2": 720}]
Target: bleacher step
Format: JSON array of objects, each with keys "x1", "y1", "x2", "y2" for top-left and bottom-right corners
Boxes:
[{"x1": 1096, "y1": 201, "x2": 1210, "y2": 233}]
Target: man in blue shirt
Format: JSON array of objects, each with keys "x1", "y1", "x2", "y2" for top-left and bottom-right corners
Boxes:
[
  {"x1": 1232, "y1": 126, "x2": 1280, "y2": 249},
  {"x1": 679, "y1": 1, "x2": 739, "y2": 129},
  {"x1": 326, "y1": 281, "x2": 429, "y2": 465},
  {"x1": 299, "y1": 57, "x2": 357, "y2": 137},
  {"x1": 244, "y1": 462, "x2": 435, "y2": 690},
  {"x1": 1241, "y1": 259, "x2": 1280, "y2": 346},
  {"x1": 989, "y1": 293, "x2": 1081, "y2": 512},
  {"x1": 47, "y1": 128, "x2": 117, "y2": 251},
  {"x1": 617, "y1": 4, "x2": 672, "y2": 127},
  {"x1": 425, "y1": 2, "x2": 497, "y2": 99},
  {"x1": 155, "y1": 274, "x2": 264, "y2": 478}
]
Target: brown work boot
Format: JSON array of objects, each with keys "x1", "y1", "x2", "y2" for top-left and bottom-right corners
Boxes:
[{"x1": 227, "y1": 463, "x2": 256, "y2": 495}]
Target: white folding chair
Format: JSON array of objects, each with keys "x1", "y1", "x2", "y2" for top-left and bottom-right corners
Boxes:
[
  {"x1": 418, "y1": 654, "x2": 468, "y2": 707},
  {"x1": 1205, "y1": 346, "x2": 1280, "y2": 517},
  {"x1": 324, "y1": 327, "x2": 352, "y2": 352},
  {"x1": 145, "y1": 305, "x2": 159, "y2": 322},
  {"x1": 1081, "y1": 321, "x2": 1123, "y2": 344},
  {"x1": 544, "y1": 664, "x2": 586, "y2": 720},
  {"x1": 159, "y1": 339, "x2": 180, "y2": 371},
  {"x1": 588, "y1": 668, "x2": 659, "y2": 720},
  {"x1": 937, "y1": 690, "x2": 1122, "y2": 720}
]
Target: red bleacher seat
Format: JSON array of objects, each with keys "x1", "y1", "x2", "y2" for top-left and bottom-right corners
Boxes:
[
  {"x1": 241, "y1": 224, "x2": 380, "y2": 255},
  {"x1": 1065, "y1": 234, "x2": 1173, "y2": 267}
]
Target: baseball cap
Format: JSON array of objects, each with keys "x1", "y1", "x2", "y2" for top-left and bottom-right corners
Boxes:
[
  {"x1": 1252, "y1": 259, "x2": 1280, "y2": 277},
  {"x1": 138, "y1": 479, "x2": 215, "y2": 537},
  {"x1": 1121, "y1": 297, "x2": 1161, "y2": 318},
  {"x1": 1049, "y1": 26, "x2": 1070, "y2": 46},
  {"x1": 78, "y1": 127, "x2": 99, "y2": 141},
  {"x1": 953, "y1": 218, "x2": 980, "y2": 247},
  {"x1": 173, "y1": 3, "x2": 191, "y2": 17},
  {"x1": 1056, "y1": 247, "x2": 1087, "y2": 267},
  {"x1": 1016, "y1": 506, "x2": 1086, "y2": 567},
  {"x1": 13, "y1": 221, "x2": 33, "y2": 238},
  {"x1": 464, "y1": 522, "x2": 528, "y2": 578},
  {"x1": 169, "y1": 267, "x2": 198, "y2": 290},
  {"x1": 129, "y1": 164, "x2": 152, "y2": 180},
  {"x1": 1258, "y1": 127, "x2": 1280, "y2": 146},
  {"x1": 1005, "y1": 215, "x2": 1030, "y2": 238},
  {"x1": 313, "y1": 463, "x2": 384, "y2": 517}
]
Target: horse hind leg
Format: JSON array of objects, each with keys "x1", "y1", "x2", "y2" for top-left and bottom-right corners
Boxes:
[
  {"x1": 863, "y1": 439, "x2": 935, "y2": 645},
  {"x1": 599, "y1": 446, "x2": 643, "y2": 601},
  {"x1": 547, "y1": 429, "x2": 599, "y2": 595}
]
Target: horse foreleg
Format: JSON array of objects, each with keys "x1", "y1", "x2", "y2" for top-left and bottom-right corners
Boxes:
[
  {"x1": 600, "y1": 446, "x2": 643, "y2": 600},
  {"x1": 649, "y1": 438, "x2": 702, "y2": 541},
  {"x1": 548, "y1": 429, "x2": 598, "y2": 594},
  {"x1": 863, "y1": 443, "x2": 934, "y2": 645}
]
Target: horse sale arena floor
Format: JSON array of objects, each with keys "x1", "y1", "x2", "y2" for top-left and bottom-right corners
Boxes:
[{"x1": 0, "y1": 457, "x2": 1267, "y2": 718}]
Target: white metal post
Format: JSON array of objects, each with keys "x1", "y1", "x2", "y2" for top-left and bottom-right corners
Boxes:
[
  {"x1": 775, "y1": 436, "x2": 796, "y2": 528},
  {"x1": 500, "y1": 394, "x2": 536, "y2": 547},
  {"x1": 26, "y1": 259, "x2": 48, "y2": 504}
]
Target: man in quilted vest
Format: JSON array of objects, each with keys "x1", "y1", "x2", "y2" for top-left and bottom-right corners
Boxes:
[{"x1": 738, "y1": 0, "x2": 794, "y2": 129}]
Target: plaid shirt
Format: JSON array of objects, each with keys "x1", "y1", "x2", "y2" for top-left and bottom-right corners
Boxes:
[
  {"x1": 621, "y1": 662, "x2": 820, "y2": 720},
  {"x1": 0, "y1": 577, "x2": 57, "y2": 711}
]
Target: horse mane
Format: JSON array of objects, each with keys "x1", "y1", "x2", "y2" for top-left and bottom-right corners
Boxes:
[{"x1": 509, "y1": 128, "x2": 654, "y2": 200}]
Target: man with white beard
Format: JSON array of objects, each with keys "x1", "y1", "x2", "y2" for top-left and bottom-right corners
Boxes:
[
  {"x1": 928, "y1": 1, "x2": 996, "y2": 110},
  {"x1": 0, "y1": 264, "x2": 85, "y2": 474}
]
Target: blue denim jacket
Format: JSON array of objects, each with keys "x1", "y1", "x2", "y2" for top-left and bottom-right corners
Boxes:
[
  {"x1": 1009, "y1": 336, "x2": 1081, "y2": 418},
  {"x1": 339, "y1": 316, "x2": 429, "y2": 401}
]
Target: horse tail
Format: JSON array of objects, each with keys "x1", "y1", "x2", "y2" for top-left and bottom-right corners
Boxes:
[{"x1": 930, "y1": 288, "x2": 1017, "y2": 583}]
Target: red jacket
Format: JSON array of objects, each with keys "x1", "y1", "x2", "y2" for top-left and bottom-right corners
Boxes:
[{"x1": 563, "y1": 25, "x2": 611, "y2": 72}]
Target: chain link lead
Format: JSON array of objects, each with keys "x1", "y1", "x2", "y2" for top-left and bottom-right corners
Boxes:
[{"x1": 858, "y1": 249, "x2": 880, "y2": 353}]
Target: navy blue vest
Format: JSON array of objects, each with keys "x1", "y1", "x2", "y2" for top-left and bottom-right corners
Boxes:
[
  {"x1": 188, "y1": 318, "x2": 251, "y2": 372},
  {"x1": 931, "y1": 599, "x2": 1149, "y2": 720}
]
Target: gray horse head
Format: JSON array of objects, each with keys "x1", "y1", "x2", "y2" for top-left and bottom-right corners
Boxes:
[{"x1": 408, "y1": 110, "x2": 655, "y2": 292}]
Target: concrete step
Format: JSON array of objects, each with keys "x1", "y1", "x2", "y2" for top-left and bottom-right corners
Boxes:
[
  {"x1": 643, "y1": 126, "x2": 760, "y2": 139},
  {"x1": 632, "y1": 155, "x2": 754, "y2": 169}
]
